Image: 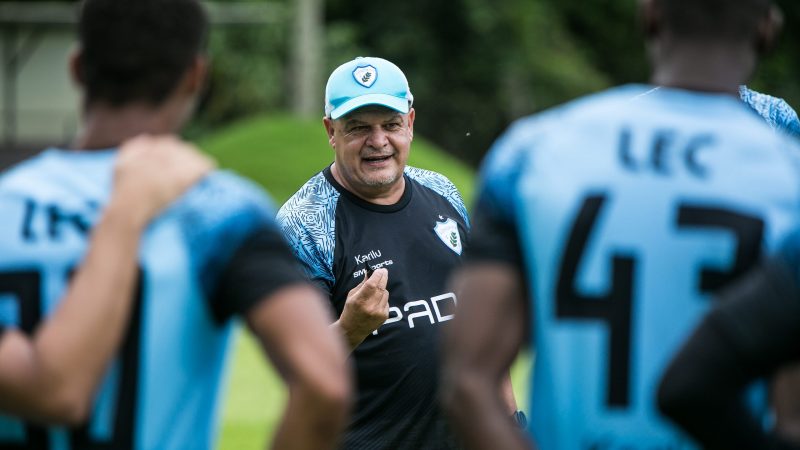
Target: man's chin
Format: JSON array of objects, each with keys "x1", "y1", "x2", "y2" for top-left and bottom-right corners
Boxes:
[{"x1": 362, "y1": 171, "x2": 401, "y2": 188}]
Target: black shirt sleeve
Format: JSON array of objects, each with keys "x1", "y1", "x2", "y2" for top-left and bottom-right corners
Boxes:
[
  {"x1": 658, "y1": 259, "x2": 800, "y2": 450},
  {"x1": 208, "y1": 226, "x2": 310, "y2": 322},
  {"x1": 463, "y1": 193, "x2": 524, "y2": 268}
]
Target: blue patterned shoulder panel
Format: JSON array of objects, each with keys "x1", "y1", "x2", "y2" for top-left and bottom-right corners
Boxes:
[
  {"x1": 168, "y1": 170, "x2": 276, "y2": 298},
  {"x1": 276, "y1": 171, "x2": 340, "y2": 291},
  {"x1": 740, "y1": 86, "x2": 800, "y2": 139},
  {"x1": 405, "y1": 166, "x2": 470, "y2": 228}
]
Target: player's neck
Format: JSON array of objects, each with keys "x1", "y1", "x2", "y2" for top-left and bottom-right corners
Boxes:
[
  {"x1": 73, "y1": 101, "x2": 184, "y2": 150},
  {"x1": 650, "y1": 39, "x2": 754, "y2": 97}
]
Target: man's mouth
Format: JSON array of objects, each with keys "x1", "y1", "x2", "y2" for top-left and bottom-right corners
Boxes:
[{"x1": 362, "y1": 154, "x2": 392, "y2": 163}]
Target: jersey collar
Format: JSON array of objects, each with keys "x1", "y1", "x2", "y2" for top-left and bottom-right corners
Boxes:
[{"x1": 323, "y1": 165, "x2": 413, "y2": 213}]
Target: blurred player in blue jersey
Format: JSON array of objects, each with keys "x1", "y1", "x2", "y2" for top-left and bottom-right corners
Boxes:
[
  {"x1": 0, "y1": 0, "x2": 351, "y2": 449},
  {"x1": 740, "y1": 86, "x2": 800, "y2": 139},
  {"x1": 0, "y1": 136, "x2": 213, "y2": 422},
  {"x1": 441, "y1": 0, "x2": 800, "y2": 449}
]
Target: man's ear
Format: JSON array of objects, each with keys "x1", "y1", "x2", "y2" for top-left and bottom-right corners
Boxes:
[
  {"x1": 407, "y1": 108, "x2": 415, "y2": 141},
  {"x1": 639, "y1": 0, "x2": 661, "y2": 39},
  {"x1": 323, "y1": 117, "x2": 336, "y2": 148},
  {"x1": 756, "y1": 5, "x2": 783, "y2": 55},
  {"x1": 185, "y1": 56, "x2": 209, "y2": 96},
  {"x1": 68, "y1": 47, "x2": 85, "y2": 88}
]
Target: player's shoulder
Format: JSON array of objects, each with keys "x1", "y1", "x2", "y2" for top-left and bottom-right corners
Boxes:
[
  {"x1": 405, "y1": 166, "x2": 469, "y2": 224},
  {"x1": 740, "y1": 85, "x2": 796, "y2": 119},
  {"x1": 405, "y1": 166, "x2": 459, "y2": 195},
  {"x1": 276, "y1": 170, "x2": 340, "y2": 227},
  {"x1": 485, "y1": 87, "x2": 629, "y2": 162},
  {"x1": 185, "y1": 169, "x2": 274, "y2": 209},
  {"x1": 740, "y1": 86, "x2": 800, "y2": 139},
  {"x1": 0, "y1": 150, "x2": 47, "y2": 184},
  {"x1": 169, "y1": 169, "x2": 276, "y2": 232},
  {"x1": 275, "y1": 170, "x2": 338, "y2": 280},
  {"x1": 0, "y1": 153, "x2": 45, "y2": 195},
  {"x1": 0, "y1": 148, "x2": 113, "y2": 202}
]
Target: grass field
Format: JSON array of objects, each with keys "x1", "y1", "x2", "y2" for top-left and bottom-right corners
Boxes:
[{"x1": 199, "y1": 114, "x2": 528, "y2": 449}]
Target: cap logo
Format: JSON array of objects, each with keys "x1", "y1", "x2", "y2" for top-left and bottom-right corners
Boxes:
[{"x1": 352, "y1": 65, "x2": 377, "y2": 88}]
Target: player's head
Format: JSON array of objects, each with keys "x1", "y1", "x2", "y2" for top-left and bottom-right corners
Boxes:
[
  {"x1": 640, "y1": 0, "x2": 782, "y2": 89},
  {"x1": 322, "y1": 57, "x2": 415, "y2": 196},
  {"x1": 641, "y1": 0, "x2": 781, "y2": 50},
  {"x1": 72, "y1": 0, "x2": 209, "y2": 124}
]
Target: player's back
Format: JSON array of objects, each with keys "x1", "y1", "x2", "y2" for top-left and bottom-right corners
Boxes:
[
  {"x1": 0, "y1": 149, "x2": 272, "y2": 450},
  {"x1": 491, "y1": 85, "x2": 800, "y2": 449}
]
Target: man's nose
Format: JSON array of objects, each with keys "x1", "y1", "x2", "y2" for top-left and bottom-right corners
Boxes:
[{"x1": 365, "y1": 126, "x2": 389, "y2": 148}]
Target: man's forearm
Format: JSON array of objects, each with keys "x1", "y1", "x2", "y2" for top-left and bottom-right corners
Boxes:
[
  {"x1": 271, "y1": 383, "x2": 348, "y2": 450},
  {"x1": 446, "y1": 370, "x2": 530, "y2": 450},
  {"x1": 501, "y1": 373, "x2": 518, "y2": 414}
]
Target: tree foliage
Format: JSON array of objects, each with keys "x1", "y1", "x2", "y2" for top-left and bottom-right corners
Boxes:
[{"x1": 194, "y1": 0, "x2": 800, "y2": 165}]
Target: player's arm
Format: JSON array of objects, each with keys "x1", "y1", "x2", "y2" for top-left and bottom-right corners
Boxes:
[
  {"x1": 213, "y1": 228, "x2": 351, "y2": 450},
  {"x1": 772, "y1": 367, "x2": 800, "y2": 442},
  {"x1": 451, "y1": 181, "x2": 522, "y2": 419},
  {"x1": 657, "y1": 257, "x2": 800, "y2": 450},
  {"x1": 441, "y1": 183, "x2": 533, "y2": 449},
  {"x1": 443, "y1": 262, "x2": 530, "y2": 450},
  {"x1": 0, "y1": 135, "x2": 213, "y2": 424},
  {"x1": 500, "y1": 374, "x2": 520, "y2": 418}
]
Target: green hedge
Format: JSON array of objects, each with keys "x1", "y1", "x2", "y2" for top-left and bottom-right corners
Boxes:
[{"x1": 199, "y1": 114, "x2": 476, "y2": 206}]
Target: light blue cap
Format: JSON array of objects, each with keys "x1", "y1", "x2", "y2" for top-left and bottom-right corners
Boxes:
[{"x1": 324, "y1": 56, "x2": 414, "y2": 120}]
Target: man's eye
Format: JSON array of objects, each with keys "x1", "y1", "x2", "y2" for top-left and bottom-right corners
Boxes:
[{"x1": 385, "y1": 123, "x2": 402, "y2": 131}]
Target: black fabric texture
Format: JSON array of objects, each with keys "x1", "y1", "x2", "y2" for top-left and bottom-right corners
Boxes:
[
  {"x1": 658, "y1": 260, "x2": 800, "y2": 450},
  {"x1": 321, "y1": 168, "x2": 468, "y2": 450},
  {"x1": 210, "y1": 226, "x2": 309, "y2": 322}
]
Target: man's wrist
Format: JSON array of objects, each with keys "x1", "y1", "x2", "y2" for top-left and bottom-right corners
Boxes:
[
  {"x1": 105, "y1": 193, "x2": 157, "y2": 232},
  {"x1": 101, "y1": 198, "x2": 152, "y2": 233},
  {"x1": 330, "y1": 319, "x2": 368, "y2": 351}
]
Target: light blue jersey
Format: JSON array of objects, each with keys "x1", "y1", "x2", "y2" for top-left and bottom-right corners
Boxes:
[
  {"x1": 471, "y1": 85, "x2": 800, "y2": 450},
  {"x1": 0, "y1": 149, "x2": 281, "y2": 450}
]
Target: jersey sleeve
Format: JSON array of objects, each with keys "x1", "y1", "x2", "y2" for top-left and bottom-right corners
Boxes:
[
  {"x1": 211, "y1": 226, "x2": 309, "y2": 319},
  {"x1": 465, "y1": 119, "x2": 533, "y2": 267},
  {"x1": 740, "y1": 86, "x2": 800, "y2": 139},
  {"x1": 171, "y1": 171, "x2": 308, "y2": 321},
  {"x1": 658, "y1": 230, "x2": 800, "y2": 449},
  {"x1": 404, "y1": 167, "x2": 470, "y2": 229},
  {"x1": 275, "y1": 175, "x2": 339, "y2": 294}
]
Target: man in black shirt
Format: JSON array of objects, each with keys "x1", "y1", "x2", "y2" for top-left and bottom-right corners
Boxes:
[{"x1": 278, "y1": 56, "x2": 519, "y2": 449}]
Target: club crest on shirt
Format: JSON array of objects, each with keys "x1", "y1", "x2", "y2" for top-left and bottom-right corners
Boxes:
[
  {"x1": 434, "y1": 217, "x2": 462, "y2": 255},
  {"x1": 352, "y1": 65, "x2": 377, "y2": 88}
]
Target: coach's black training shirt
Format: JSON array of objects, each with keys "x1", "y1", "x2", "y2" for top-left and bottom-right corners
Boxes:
[{"x1": 277, "y1": 165, "x2": 469, "y2": 450}]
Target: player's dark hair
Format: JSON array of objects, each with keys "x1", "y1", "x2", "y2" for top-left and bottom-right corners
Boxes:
[
  {"x1": 77, "y1": 0, "x2": 209, "y2": 107},
  {"x1": 660, "y1": 0, "x2": 771, "y2": 40}
]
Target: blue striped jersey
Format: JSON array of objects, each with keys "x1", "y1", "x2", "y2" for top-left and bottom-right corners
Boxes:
[
  {"x1": 740, "y1": 86, "x2": 800, "y2": 139},
  {"x1": 0, "y1": 148, "x2": 299, "y2": 450},
  {"x1": 468, "y1": 84, "x2": 800, "y2": 450}
]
